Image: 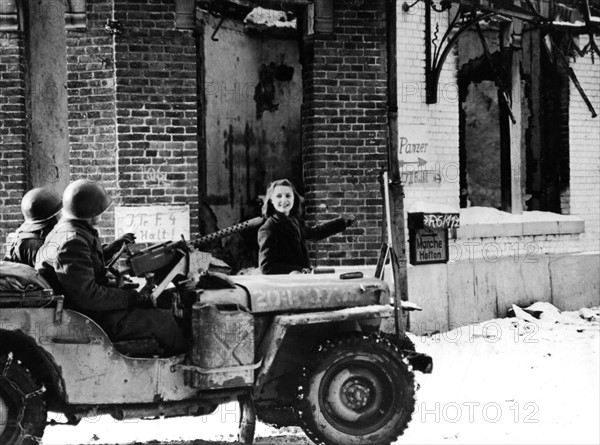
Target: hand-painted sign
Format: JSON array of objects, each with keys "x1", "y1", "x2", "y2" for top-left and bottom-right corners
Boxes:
[
  {"x1": 398, "y1": 124, "x2": 441, "y2": 185},
  {"x1": 409, "y1": 228, "x2": 449, "y2": 265},
  {"x1": 115, "y1": 205, "x2": 190, "y2": 243},
  {"x1": 408, "y1": 212, "x2": 460, "y2": 229}
]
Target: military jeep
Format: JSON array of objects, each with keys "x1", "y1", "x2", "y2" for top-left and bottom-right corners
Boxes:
[{"x1": 0, "y1": 225, "x2": 432, "y2": 445}]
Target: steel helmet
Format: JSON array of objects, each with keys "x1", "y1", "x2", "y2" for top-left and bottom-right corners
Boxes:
[
  {"x1": 62, "y1": 179, "x2": 113, "y2": 220},
  {"x1": 20, "y1": 187, "x2": 63, "y2": 230}
]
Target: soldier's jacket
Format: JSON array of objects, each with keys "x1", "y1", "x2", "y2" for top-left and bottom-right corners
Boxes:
[
  {"x1": 36, "y1": 218, "x2": 137, "y2": 315},
  {"x1": 4, "y1": 231, "x2": 44, "y2": 268}
]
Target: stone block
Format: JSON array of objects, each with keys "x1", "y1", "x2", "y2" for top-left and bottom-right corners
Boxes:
[
  {"x1": 471, "y1": 258, "x2": 507, "y2": 322},
  {"x1": 447, "y1": 259, "x2": 479, "y2": 327},
  {"x1": 550, "y1": 252, "x2": 600, "y2": 311},
  {"x1": 557, "y1": 219, "x2": 585, "y2": 234},
  {"x1": 494, "y1": 255, "x2": 552, "y2": 317},
  {"x1": 406, "y1": 263, "x2": 449, "y2": 335}
]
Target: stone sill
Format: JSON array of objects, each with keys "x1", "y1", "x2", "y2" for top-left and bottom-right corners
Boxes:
[{"x1": 456, "y1": 207, "x2": 585, "y2": 239}]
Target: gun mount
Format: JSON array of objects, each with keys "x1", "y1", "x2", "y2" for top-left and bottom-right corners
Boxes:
[{"x1": 119, "y1": 216, "x2": 264, "y2": 303}]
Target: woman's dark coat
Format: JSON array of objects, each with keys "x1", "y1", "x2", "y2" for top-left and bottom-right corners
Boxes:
[{"x1": 257, "y1": 212, "x2": 347, "y2": 274}]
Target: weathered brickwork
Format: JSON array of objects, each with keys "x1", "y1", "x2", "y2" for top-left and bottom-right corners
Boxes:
[
  {"x1": 302, "y1": 0, "x2": 389, "y2": 266},
  {"x1": 113, "y1": 0, "x2": 199, "y2": 236},
  {"x1": 568, "y1": 38, "x2": 600, "y2": 251},
  {"x1": 65, "y1": 0, "x2": 199, "y2": 239},
  {"x1": 0, "y1": 32, "x2": 27, "y2": 246},
  {"x1": 66, "y1": 0, "x2": 119, "y2": 237}
]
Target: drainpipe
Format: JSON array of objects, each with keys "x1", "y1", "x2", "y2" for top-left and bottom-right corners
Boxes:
[{"x1": 385, "y1": 0, "x2": 407, "y2": 335}]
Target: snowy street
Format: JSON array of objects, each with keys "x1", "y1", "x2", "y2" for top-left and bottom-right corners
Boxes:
[{"x1": 43, "y1": 305, "x2": 600, "y2": 445}]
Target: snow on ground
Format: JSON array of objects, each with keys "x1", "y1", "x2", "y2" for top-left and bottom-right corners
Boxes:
[{"x1": 43, "y1": 306, "x2": 600, "y2": 445}]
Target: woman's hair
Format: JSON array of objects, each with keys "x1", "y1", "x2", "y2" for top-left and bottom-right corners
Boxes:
[{"x1": 262, "y1": 179, "x2": 302, "y2": 218}]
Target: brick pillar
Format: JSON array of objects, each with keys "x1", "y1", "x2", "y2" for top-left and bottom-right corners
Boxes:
[
  {"x1": 302, "y1": 0, "x2": 388, "y2": 266},
  {"x1": 24, "y1": 0, "x2": 70, "y2": 193}
]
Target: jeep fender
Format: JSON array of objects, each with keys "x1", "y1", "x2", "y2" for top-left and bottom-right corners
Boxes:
[{"x1": 253, "y1": 304, "x2": 393, "y2": 398}]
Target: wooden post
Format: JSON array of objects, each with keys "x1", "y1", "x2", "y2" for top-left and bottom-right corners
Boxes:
[
  {"x1": 499, "y1": 20, "x2": 523, "y2": 214},
  {"x1": 527, "y1": 29, "x2": 542, "y2": 210},
  {"x1": 23, "y1": 0, "x2": 70, "y2": 193},
  {"x1": 385, "y1": 0, "x2": 406, "y2": 334}
]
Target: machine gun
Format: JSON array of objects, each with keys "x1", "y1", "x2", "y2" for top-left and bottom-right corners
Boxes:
[{"x1": 115, "y1": 216, "x2": 264, "y2": 304}]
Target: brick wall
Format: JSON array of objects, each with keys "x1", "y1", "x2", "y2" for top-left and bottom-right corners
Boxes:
[
  {"x1": 302, "y1": 0, "x2": 388, "y2": 267},
  {"x1": 67, "y1": 0, "x2": 119, "y2": 237},
  {"x1": 113, "y1": 0, "x2": 199, "y2": 236},
  {"x1": 0, "y1": 32, "x2": 27, "y2": 252},
  {"x1": 65, "y1": 0, "x2": 200, "y2": 239},
  {"x1": 1, "y1": 0, "x2": 199, "y2": 244},
  {"x1": 568, "y1": 36, "x2": 600, "y2": 251}
]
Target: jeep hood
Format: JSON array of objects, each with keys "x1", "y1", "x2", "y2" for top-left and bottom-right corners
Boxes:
[{"x1": 224, "y1": 274, "x2": 390, "y2": 313}]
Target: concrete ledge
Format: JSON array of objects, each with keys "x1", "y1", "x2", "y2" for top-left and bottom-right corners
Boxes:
[
  {"x1": 457, "y1": 208, "x2": 585, "y2": 239},
  {"x1": 558, "y1": 219, "x2": 585, "y2": 234}
]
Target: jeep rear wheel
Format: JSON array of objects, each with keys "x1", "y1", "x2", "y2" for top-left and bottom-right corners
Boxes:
[
  {"x1": 297, "y1": 336, "x2": 415, "y2": 445},
  {"x1": 0, "y1": 353, "x2": 47, "y2": 445}
]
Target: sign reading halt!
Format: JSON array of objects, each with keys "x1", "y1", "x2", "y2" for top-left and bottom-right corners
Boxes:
[{"x1": 115, "y1": 205, "x2": 190, "y2": 243}]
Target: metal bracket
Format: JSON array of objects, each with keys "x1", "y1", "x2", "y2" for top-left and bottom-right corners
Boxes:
[
  {"x1": 54, "y1": 295, "x2": 64, "y2": 324},
  {"x1": 104, "y1": 19, "x2": 122, "y2": 36},
  {"x1": 211, "y1": 16, "x2": 224, "y2": 41},
  {"x1": 425, "y1": 0, "x2": 496, "y2": 103}
]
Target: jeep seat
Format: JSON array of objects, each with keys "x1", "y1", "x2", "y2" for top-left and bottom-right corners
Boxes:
[{"x1": 0, "y1": 261, "x2": 58, "y2": 308}]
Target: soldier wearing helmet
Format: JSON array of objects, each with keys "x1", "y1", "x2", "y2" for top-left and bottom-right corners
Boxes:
[
  {"x1": 3, "y1": 187, "x2": 62, "y2": 267},
  {"x1": 36, "y1": 179, "x2": 187, "y2": 355}
]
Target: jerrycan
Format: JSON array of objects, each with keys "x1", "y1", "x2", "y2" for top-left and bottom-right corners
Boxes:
[{"x1": 190, "y1": 303, "x2": 255, "y2": 389}]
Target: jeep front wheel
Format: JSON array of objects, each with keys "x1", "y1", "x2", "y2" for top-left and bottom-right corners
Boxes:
[
  {"x1": 0, "y1": 353, "x2": 47, "y2": 445},
  {"x1": 297, "y1": 335, "x2": 415, "y2": 445}
]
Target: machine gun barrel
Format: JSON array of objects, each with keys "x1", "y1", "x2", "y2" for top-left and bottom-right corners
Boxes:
[{"x1": 192, "y1": 216, "x2": 265, "y2": 248}]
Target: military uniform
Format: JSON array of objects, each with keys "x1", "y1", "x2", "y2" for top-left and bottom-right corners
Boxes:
[
  {"x1": 4, "y1": 230, "x2": 45, "y2": 268},
  {"x1": 36, "y1": 218, "x2": 187, "y2": 354},
  {"x1": 4, "y1": 187, "x2": 62, "y2": 268}
]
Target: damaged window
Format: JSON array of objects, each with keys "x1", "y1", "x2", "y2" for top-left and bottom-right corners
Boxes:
[{"x1": 458, "y1": 22, "x2": 572, "y2": 214}]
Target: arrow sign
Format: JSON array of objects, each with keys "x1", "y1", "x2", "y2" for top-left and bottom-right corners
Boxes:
[{"x1": 398, "y1": 157, "x2": 427, "y2": 168}]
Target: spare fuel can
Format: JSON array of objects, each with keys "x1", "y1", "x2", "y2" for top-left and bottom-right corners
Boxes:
[{"x1": 190, "y1": 303, "x2": 254, "y2": 389}]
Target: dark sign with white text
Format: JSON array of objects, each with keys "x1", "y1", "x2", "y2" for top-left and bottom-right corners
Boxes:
[{"x1": 409, "y1": 228, "x2": 449, "y2": 265}]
